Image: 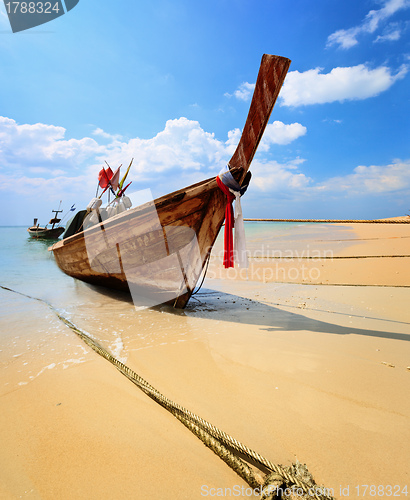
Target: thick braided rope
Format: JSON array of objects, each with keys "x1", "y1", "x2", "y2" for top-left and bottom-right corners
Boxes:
[
  {"x1": 56, "y1": 314, "x2": 333, "y2": 500},
  {"x1": 1, "y1": 285, "x2": 334, "y2": 500},
  {"x1": 172, "y1": 413, "x2": 263, "y2": 491},
  {"x1": 251, "y1": 255, "x2": 410, "y2": 260},
  {"x1": 243, "y1": 218, "x2": 410, "y2": 224}
]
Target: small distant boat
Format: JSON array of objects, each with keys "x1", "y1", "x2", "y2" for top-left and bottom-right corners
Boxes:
[
  {"x1": 27, "y1": 208, "x2": 65, "y2": 239},
  {"x1": 50, "y1": 54, "x2": 291, "y2": 307}
]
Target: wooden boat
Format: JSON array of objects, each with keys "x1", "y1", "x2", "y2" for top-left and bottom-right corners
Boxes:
[
  {"x1": 28, "y1": 209, "x2": 65, "y2": 239},
  {"x1": 50, "y1": 54, "x2": 291, "y2": 308}
]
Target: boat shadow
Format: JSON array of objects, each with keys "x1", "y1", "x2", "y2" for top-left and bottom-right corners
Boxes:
[
  {"x1": 180, "y1": 288, "x2": 410, "y2": 343},
  {"x1": 81, "y1": 282, "x2": 409, "y2": 342}
]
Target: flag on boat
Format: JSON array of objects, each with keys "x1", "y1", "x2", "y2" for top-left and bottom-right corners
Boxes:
[
  {"x1": 110, "y1": 166, "x2": 121, "y2": 191},
  {"x1": 119, "y1": 159, "x2": 133, "y2": 191},
  {"x1": 98, "y1": 165, "x2": 121, "y2": 191},
  {"x1": 98, "y1": 168, "x2": 111, "y2": 188}
]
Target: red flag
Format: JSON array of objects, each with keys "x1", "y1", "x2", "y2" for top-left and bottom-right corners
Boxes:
[
  {"x1": 98, "y1": 168, "x2": 111, "y2": 188},
  {"x1": 106, "y1": 167, "x2": 113, "y2": 178}
]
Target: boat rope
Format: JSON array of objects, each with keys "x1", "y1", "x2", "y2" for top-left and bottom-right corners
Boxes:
[
  {"x1": 1, "y1": 284, "x2": 335, "y2": 500},
  {"x1": 250, "y1": 255, "x2": 410, "y2": 260},
  {"x1": 243, "y1": 218, "x2": 410, "y2": 224},
  {"x1": 191, "y1": 251, "x2": 212, "y2": 295}
]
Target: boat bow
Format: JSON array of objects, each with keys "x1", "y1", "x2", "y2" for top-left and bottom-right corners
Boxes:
[
  {"x1": 50, "y1": 54, "x2": 291, "y2": 308},
  {"x1": 228, "y1": 54, "x2": 291, "y2": 184}
]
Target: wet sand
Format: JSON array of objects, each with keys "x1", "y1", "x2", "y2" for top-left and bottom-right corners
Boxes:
[{"x1": 0, "y1": 220, "x2": 409, "y2": 499}]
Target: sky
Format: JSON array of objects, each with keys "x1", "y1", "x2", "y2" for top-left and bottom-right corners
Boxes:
[{"x1": 0, "y1": 0, "x2": 409, "y2": 225}]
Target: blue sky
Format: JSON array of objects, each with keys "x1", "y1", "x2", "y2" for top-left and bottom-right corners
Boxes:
[{"x1": 0, "y1": 0, "x2": 409, "y2": 225}]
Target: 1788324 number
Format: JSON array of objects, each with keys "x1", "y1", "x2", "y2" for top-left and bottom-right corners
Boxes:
[
  {"x1": 5, "y1": 2, "x2": 60, "y2": 14},
  {"x1": 355, "y1": 485, "x2": 408, "y2": 497}
]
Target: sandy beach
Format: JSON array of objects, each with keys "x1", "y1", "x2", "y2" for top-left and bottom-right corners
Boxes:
[{"x1": 0, "y1": 220, "x2": 409, "y2": 499}]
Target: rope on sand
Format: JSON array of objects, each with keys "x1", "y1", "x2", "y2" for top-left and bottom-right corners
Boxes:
[
  {"x1": 1, "y1": 284, "x2": 335, "y2": 500},
  {"x1": 244, "y1": 218, "x2": 410, "y2": 224},
  {"x1": 251, "y1": 254, "x2": 410, "y2": 260}
]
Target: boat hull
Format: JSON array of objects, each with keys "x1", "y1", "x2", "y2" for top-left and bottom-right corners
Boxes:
[
  {"x1": 51, "y1": 177, "x2": 225, "y2": 308},
  {"x1": 28, "y1": 227, "x2": 65, "y2": 239}
]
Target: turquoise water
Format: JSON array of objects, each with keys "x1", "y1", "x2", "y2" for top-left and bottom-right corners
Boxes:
[
  {"x1": 0, "y1": 228, "x2": 87, "y2": 393},
  {"x1": 241, "y1": 221, "x2": 348, "y2": 241},
  {"x1": 216, "y1": 221, "x2": 354, "y2": 258},
  {"x1": 0, "y1": 227, "x2": 135, "y2": 393},
  {"x1": 0, "y1": 223, "x2": 351, "y2": 298},
  {"x1": 0, "y1": 226, "x2": 91, "y2": 315},
  {"x1": 0, "y1": 227, "x2": 64, "y2": 294},
  {"x1": 0, "y1": 223, "x2": 353, "y2": 395},
  {"x1": 0, "y1": 223, "x2": 342, "y2": 294}
]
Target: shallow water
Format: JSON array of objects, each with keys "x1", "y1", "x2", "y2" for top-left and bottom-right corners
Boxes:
[
  {"x1": 229, "y1": 221, "x2": 354, "y2": 257},
  {"x1": 0, "y1": 223, "x2": 354, "y2": 393}
]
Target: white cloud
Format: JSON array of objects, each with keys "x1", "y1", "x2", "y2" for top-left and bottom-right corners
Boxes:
[
  {"x1": 374, "y1": 22, "x2": 402, "y2": 42},
  {"x1": 3, "y1": 116, "x2": 408, "y2": 206},
  {"x1": 327, "y1": 28, "x2": 361, "y2": 50},
  {"x1": 317, "y1": 159, "x2": 410, "y2": 194},
  {"x1": 251, "y1": 158, "x2": 311, "y2": 192},
  {"x1": 109, "y1": 117, "x2": 229, "y2": 178},
  {"x1": 224, "y1": 121, "x2": 306, "y2": 154},
  {"x1": 0, "y1": 116, "x2": 233, "y2": 199},
  {"x1": 323, "y1": 118, "x2": 343, "y2": 124},
  {"x1": 250, "y1": 157, "x2": 410, "y2": 201},
  {"x1": 92, "y1": 128, "x2": 123, "y2": 141},
  {"x1": 99, "y1": 118, "x2": 306, "y2": 186},
  {"x1": 327, "y1": 0, "x2": 410, "y2": 48},
  {"x1": 1, "y1": 115, "x2": 410, "y2": 223},
  {"x1": 225, "y1": 128, "x2": 242, "y2": 155},
  {"x1": 0, "y1": 116, "x2": 102, "y2": 170},
  {"x1": 280, "y1": 63, "x2": 408, "y2": 107},
  {"x1": 259, "y1": 121, "x2": 307, "y2": 149},
  {"x1": 28, "y1": 167, "x2": 66, "y2": 176},
  {"x1": 225, "y1": 82, "x2": 255, "y2": 101},
  {"x1": 0, "y1": 116, "x2": 235, "y2": 182},
  {"x1": 0, "y1": 172, "x2": 93, "y2": 198},
  {"x1": 0, "y1": 115, "x2": 310, "y2": 223}
]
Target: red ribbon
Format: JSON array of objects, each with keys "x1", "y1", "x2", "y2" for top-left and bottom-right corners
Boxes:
[{"x1": 216, "y1": 176, "x2": 235, "y2": 268}]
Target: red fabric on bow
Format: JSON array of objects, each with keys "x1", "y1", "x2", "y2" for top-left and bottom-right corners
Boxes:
[{"x1": 216, "y1": 176, "x2": 235, "y2": 268}]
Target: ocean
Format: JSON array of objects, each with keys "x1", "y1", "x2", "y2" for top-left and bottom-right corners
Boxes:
[
  {"x1": 0, "y1": 222, "x2": 352, "y2": 394},
  {"x1": 0, "y1": 221, "x2": 350, "y2": 300},
  {"x1": 0, "y1": 226, "x2": 134, "y2": 393}
]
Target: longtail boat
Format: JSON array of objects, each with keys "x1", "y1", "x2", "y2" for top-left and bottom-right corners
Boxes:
[
  {"x1": 50, "y1": 54, "x2": 291, "y2": 308},
  {"x1": 28, "y1": 208, "x2": 65, "y2": 239}
]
